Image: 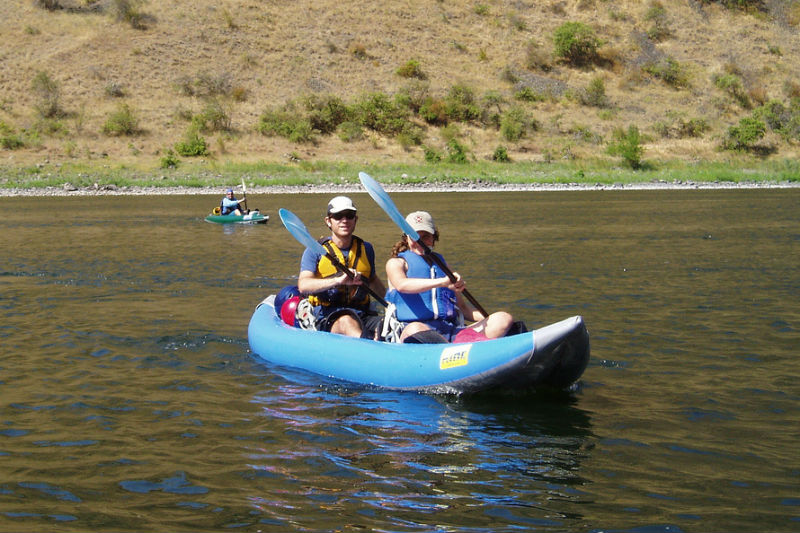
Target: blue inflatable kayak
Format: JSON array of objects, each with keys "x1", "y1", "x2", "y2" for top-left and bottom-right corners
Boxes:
[{"x1": 247, "y1": 295, "x2": 590, "y2": 395}]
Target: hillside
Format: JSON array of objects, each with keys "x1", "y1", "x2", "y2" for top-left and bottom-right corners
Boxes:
[{"x1": 1, "y1": 0, "x2": 799, "y2": 173}]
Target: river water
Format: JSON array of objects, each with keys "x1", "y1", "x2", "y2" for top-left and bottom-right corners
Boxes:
[{"x1": 1, "y1": 189, "x2": 798, "y2": 532}]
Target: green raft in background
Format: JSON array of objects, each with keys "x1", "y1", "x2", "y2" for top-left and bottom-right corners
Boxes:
[{"x1": 205, "y1": 209, "x2": 269, "y2": 224}]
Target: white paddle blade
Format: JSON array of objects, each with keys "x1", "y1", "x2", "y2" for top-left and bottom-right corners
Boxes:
[{"x1": 358, "y1": 172, "x2": 420, "y2": 241}]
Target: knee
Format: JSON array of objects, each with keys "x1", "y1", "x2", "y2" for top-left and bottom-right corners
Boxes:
[
  {"x1": 399, "y1": 322, "x2": 430, "y2": 341},
  {"x1": 486, "y1": 311, "x2": 514, "y2": 337},
  {"x1": 332, "y1": 314, "x2": 362, "y2": 337}
]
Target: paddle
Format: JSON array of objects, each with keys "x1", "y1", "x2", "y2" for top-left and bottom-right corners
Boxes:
[
  {"x1": 358, "y1": 171, "x2": 489, "y2": 317},
  {"x1": 240, "y1": 178, "x2": 249, "y2": 214},
  {"x1": 278, "y1": 208, "x2": 388, "y2": 307}
]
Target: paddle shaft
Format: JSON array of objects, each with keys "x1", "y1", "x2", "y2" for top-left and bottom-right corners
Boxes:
[
  {"x1": 417, "y1": 240, "x2": 489, "y2": 318},
  {"x1": 240, "y1": 178, "x2": 249, "y2": 212},
  {"x1": 322, "y1": 249, "x2": 388, "y2": 308}
]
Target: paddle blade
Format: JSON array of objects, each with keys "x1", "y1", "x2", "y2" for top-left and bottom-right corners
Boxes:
[
  {"x1": 358, "y1": 172, "x2": 419, "y2": 241},
  {"x1": 278, "y1": 208, "x2": 326, "y2": 255}
]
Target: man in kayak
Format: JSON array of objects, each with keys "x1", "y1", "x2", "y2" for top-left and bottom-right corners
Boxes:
[
  {"x1": 385, "y1": 210, "x2": 514, "y2": 343},
  {"x1": 220, "y1": 187, "x2": 246, "y2": 215},
  {"x1": 297, "y1": 196, "x2": 386, "y2": 338}
]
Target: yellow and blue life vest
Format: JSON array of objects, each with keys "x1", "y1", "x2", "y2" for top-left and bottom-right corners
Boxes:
[{"x1": 307, "y1": 236, "x2": 372, "y2": 307}]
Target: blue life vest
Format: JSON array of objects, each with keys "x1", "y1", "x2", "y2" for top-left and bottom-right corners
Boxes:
[{"x1": 386, "y1": 250, "x2": 457, "y2": 322}]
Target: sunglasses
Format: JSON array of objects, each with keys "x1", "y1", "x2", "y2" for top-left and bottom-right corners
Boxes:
[{"x1": 329, "y1": 211, "x2": 356, "y2": 220}]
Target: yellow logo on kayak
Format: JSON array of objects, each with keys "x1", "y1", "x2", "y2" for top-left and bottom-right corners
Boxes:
[{"x1": 440, "y1": 344, "x2": 470, "y2": 370}]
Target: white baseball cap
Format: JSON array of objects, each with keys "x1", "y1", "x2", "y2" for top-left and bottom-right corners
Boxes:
[
  {"x1": 405, "y1": 211, "x2": 436, "y2": 234},
  {"x1": 327, "y1": 196, "x2": 357, "y2": 215}
]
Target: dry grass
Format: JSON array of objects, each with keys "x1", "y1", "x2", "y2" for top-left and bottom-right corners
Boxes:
[{"x1": 1, "y1": 0, "x2": 799, "y2": 169}]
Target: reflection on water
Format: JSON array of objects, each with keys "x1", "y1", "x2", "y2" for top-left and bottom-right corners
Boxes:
[{"x1": 0, "y1": 190, "x2": 798, "y2": 532}]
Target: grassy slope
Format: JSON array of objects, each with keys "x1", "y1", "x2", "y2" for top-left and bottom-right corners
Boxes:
[{"x1": 1, "y1": 0, "x2": 799, "y2": 186}]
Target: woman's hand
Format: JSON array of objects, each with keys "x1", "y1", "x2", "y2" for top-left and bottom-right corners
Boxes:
[{"x1": 444, "y1": 272, "x2": 465, "y2": 292}]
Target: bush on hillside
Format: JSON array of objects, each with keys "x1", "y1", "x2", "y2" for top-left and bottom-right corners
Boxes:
[
  {"x1": 500, "y1": 106, "x2": 535, "y2": 142},
  {"x1": 1, "y1": 121, "x2": 25, "y2": 150},
  {"x1": 256, "y1": 104, "x2": 314, "y2": 143},
  {"x1": 753, "y1": 99, "x2": 800, "y2": 139},
  {"x1": 419, "y1": 97, "x2": 448, "y2": 125},
  {"x1": 444, "y1": 84, "x2": 480, "y2": 122},
  {"x1": 302, "y1": 94, "x2": 348, "y2": 134},
  {"x1": 32, "y1": 71, "x2": 63, "y2": 119},
  {"x1": 607, "y1": 125, "x2": 644, "y2": 169},
  {"x1": 642, "y1": 56, "x2": 689, "y2": 88},
  {"x1": 102, "y1": 103, "x2": 139, "y2": 136},
  {"x1": 492, "y1": 145, "x2": 510, "y2": 162},
  {"x1": 553, "y1": 22, "x2": 600, "y2": 66},
  {"x1": 722, "y1": 117, "x2": 766, "y2": 151},
  {"x1": 396, "y1": 60, "x2": 427, "y2": 80},
  {"x1": 174, "y1": 127, "x2": 209, "y2": 156},
  {"x1": 350, "y1": 92, "x2": 409, "y2": 135},
  {"x1": 713, "y1": 72, "x2": 751, "y2": 108}
]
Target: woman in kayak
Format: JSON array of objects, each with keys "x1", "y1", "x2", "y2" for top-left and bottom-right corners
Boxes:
[
  {"x1": 297, "y1": 196, "x2": 386, "y2": 338},
  {"x1": 385, "y1": 211, "x2": 514, "y2": 343}
]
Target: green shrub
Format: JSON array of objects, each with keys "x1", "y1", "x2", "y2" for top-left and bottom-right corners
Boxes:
[
  {"x1": 642, "y1": 57, "x2": 689, "y2": 88},
  {"x1": 753, "y1": 99, "x2": 800, "y2": 139},
  {"x1": 193, "y1": 99, "x2": 233, "y2": 132},
  {"x1": 607, "y1": 125, "x2": 644, "y2": 169},
  {"x1": 31, "y1": 71, "x2": 62, "y2": 119},
  {"x1": 396, "y1": 60, "x2": 426, "y2": 80},
  {"x1": 337, "y1": 121, "x2": 363, "y2": 143},
  {"x1": 500, "y1": 106, "x2": 533, "y2": 141},
  {"x1": 514, "y1": 87, "x2": 545, "y2": 102},
  {"x1": 723, "y1": 117, "x2": 766, "y2": 150},
  {"x1": 677, "y1": 117, "x2": 709, "y2": 138},
  {"x1": 423, "y1": 145, "x2": 442, "y2": 163},
  {"x1": 446, "y1": 138, "x2": 470, "y2": 163},
  {"x1": 160, "y1": 149, "x2": 180, "y2": 168},
  {"x1": 419, "y1": 97, "x2": 448, "y2": 125},
  {"x1": 174, "y1": 127, "x2": 209, "y2": 156},
  {"x1": 1, "y1": 134, "x2": 25, "y2": 150},
  {"x1": 444, "y1": 84, "x2": 480, "y2": 122},
  {"x1": 256, "y1": 105, "x2": 314, "y2": 143},
  {"x1": 713, "y1": 72, "x2": 750, "y2": 108},
  {"x1": 492, "y1": 145, "x2": 510, "y2": 162},
  {"x1": 396, "y1": 80, "x2": 431, "y2": 113},
  {"x1": 350, "y1": 92, "x2": 409, "y2": 135},
  {"x1": 583, "y1": 76, "x2": 608, "y2": 107},
  {"x1": 553, "y1": 22, "x2": 600, "y2": 65},
  {"x1": 302, "y1": 94, "x2": 348, "y2": 134},
  {"x1": 480, "y1": 91, "x2": 505, "y2": 128},
  {"x1": 645, "y1": 1, "x2": 672, "y2": 41},
  {"x1": 397, "y1": 123, "x2": 425, "y2": 148},
  {"x1": 102, "y1": 103, "x2": 139, "y2": 136}
]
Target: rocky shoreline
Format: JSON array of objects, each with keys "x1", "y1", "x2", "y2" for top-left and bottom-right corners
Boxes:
[{"x1": 2, "y1": 180, "x2": 798, "y2": 197}]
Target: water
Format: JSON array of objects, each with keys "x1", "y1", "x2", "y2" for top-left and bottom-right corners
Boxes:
[{"x1": 1, "y1": 190, "x2": 798, "y2": 532}]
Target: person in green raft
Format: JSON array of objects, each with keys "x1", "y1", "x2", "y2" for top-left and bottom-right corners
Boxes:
[
  {"x1": 384, "y1": 210, "x2": 515, "y2": 343},
  {"x1": 220, "y1": 187, "x2": 246, "y2": 216}
]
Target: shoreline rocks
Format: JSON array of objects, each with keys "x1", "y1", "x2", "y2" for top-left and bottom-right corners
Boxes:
[{"x1": 0, "y1": 180, "x2": 798, "y2": 197}]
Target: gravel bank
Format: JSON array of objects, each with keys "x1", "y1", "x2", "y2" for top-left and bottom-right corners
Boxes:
[{"x1": 1, "y1": 180, "x2": 798, "y2": 197}]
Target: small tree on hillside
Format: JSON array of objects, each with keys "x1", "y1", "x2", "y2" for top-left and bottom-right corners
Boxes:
[
  {"x1": 607, "y1": 125, "x2": 644, "y2": 169},
  {"x1": 553, "y1": 22, "x2": 600, "y2": 66}
]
